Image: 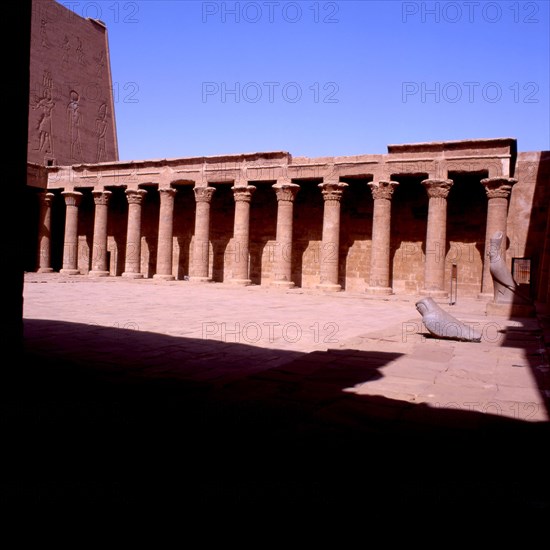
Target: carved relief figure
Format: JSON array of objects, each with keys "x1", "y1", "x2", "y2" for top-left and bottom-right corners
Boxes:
[
  {"x1": 95, "y1": 103, "x2": 107, "y2": 162},
  {"x1": 67, "y1": 90, "x2": 82, "y2": 160},
  {"x1": 33, "y1": 87, "x2": 55, "y2": 155}
]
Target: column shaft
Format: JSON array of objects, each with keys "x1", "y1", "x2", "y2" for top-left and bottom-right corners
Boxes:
[
  {"x1": 60, "y1": 191, "x2": 82, "y2": 275},
  {"x1": 154, "y1": 188, "x2": 177, "y2": 280},
  {"x1": 122, "y1": 189, "x2": 147, "y2": 278},
  {"x1": 367, "y1": 181, "x2": 398, "y2": 294},
  {"x1": 37, "y1": 192, "x2": 55, "y2": 273},
  {"x1": 230, "y1": 185, "x2": 256, "y2": 285},
  {"x1": 89, "y1": 190, "x2": 112, "y2": 276},
  {"x1": 190, "y1": 186, "x2": 215, "y2": 282},
  {"x1": 422, "y1": 179, "x2": 453, "y2": 297},
  {"x1": 317, "y1": 182, "x2": 347, "y2": 291},
  {"x1": 480, "y1": 177, "x2": 517, "y2": 295},
  {"x1": 272, "y1": 182, "x2": 299, "y2": 288}
]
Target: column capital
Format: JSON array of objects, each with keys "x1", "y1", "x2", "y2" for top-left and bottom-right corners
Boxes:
[
  {"x1": 194, "y1": 185, "x2": 215, "y2": 203},
  {"x1": 421, "y1": 178, "x2": 454, "y2": 199},
  {"x1": 92, "y1": 190, "x2": 112, "y2": 206},
  {"x1": 159, "y1": 187, "x2": 177, "y2": 198},
  {"x1": 319, "y1": 181, "x2": 348, "y2": 202},
  {"x1": 232, "y1": 185, "x2": 256, "y2": 203},
  {"x1": 40, "y1": 192, "x2": 55, "y2": 206},
  {"x1": 273, "y1": 182, "x2": 300, "y2": 202},
  {"x1": 61, "y1": 190, "x2": 83, "y2": 207},
  {"x1": 368, "y1": 180, "x2": 399, "y2": 201},
  {"x1": 125, "y1": 188, "x2": 147, "y2": 204},
  {"x1": 481, "y1": 177, "x2": 517, "y2": 199}
]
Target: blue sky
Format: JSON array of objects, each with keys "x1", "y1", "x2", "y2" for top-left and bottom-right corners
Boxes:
[{"x1": 66, "y1": 0, "x2": 549, "y2": 160}]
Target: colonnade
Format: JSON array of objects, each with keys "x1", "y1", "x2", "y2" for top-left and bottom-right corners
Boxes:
[{"x1": 36, "y1": 176, "x2": 517, "y2": 294}]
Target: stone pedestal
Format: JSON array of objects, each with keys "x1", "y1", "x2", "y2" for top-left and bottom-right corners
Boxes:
[
  {"x1": 153, "y1": 188, "x2": 177, "y2": 280},
  {"x1": 122, "y1": 189, "x2": 147, "y2": 279},
  {"x1": 229, "y1": 185, "x2": 256, "y2": 285},
  {"x1": 271, "y1": 182, "x2": 299, "y2": 288},
  {"x1": 37, "y1": 192, "x2": 55, "y2": 273},
  {"x1": 366, "y1": 181, "x2": 398, "y2": 295},
  {"x1": 421, "y1": 179, "x2": 453, "y2": 297},
  {"x1": 89, "y1": 190, "x2": 112, "y2": 277},
  {"x1": 60, "y1": 190, "x2": 82, "y2": 275},
  {"x1": 316, "y1": 182, "x2": 347, "y2": 291},
  {"x1": 189, "y1": 186, "x2": 215, "y2": 282},
  {"x1": 479, "y1": 177, "x2": 517, "y2": 297}
]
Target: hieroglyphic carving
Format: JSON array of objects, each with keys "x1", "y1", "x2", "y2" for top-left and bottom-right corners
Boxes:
[
  {"x1": 76, "y1": 36, "x2": 86, "y2": 65},
  {"x1": 40, "y1": 18, "x2": 51, "y2": 48},
  {"x1": 62, "y1": 35, "x2": 71, "y2": 67},
  {"x1": 95, "y1": 50, "x2": 106, "y2": 77}
]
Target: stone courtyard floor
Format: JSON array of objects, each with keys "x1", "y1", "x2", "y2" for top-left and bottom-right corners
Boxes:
[{"x1": 8, "y1": 273, "x2": 550, "y2": 518}]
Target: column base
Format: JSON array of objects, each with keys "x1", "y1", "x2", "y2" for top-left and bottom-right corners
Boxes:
[
  {"x1": 486, "y1": 301, "x2": 536, "y2": 318},
  {"x1": 89, "y1": 270, "x2": 110, "y2": 277},
  {"x1": 420, "y1": 289, "x2": 448, "y2": 298},
  {"x1": 188, "y1": 276, "x2": 213, "y2": 283},
  {"x1": 316, "y1": 283, "x2": 342, "y2": 292},
  {"x1": 477, "y1": 292, "x2": 493, "y2": 300},
  {"x1": 153, "y1": 274, "x2": 175, "y2": 281},
  {"x1": 271, "y1": 280, "x2": 295, "y2": 289},
  {"x1": 228, "y1": 278, "x2": 252, "y2": 286},
  {"x1": 60, "y1": 269, "x2": 80, "y2": 275},
  {"x1": 37, "y1": 268, "x2": 54, "y2": 273},
  {"x1": 365, "y1": 285, "x2": 393, "y2": 296},
  {"x1": 122, "y1": 272, "x2": 144, "y2": 279}
]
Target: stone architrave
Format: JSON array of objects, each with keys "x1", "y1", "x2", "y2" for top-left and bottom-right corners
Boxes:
[
  {"x1": 122, "y1": 189, "x2": 147, "y2": 278},
  {"x1": 272, "y1": 181, "x2": 300, "y2": 288},
  {"x1": 60, "y1": 190, "x2": 83, "y2": 275},
  {"x1": 480, "y1": 177, "x2": 517, "y2": 296},
  {"x1": 37, "y1": 192, "x2": 55, "y2": 273},
  {"x1": 366, "y1": 180, "x2": 399, "y2": 294},
  {"x1": 190, "y1": 186, "x2": 216, "y2": 282},
  {"x1": 229, "y1": 185, "x2": 256, "y2": 285},
  {"x1": 154, "y1": 187, "x2": 177, "y2": 280},
  {"x1": 89, "y1": 190, "x2": 112, "y2": 277},
  {"x1": 317, "y1": 181, "x2": 348, "y2": 291},
  {"x1": 421, "y1": 179, "x2": 454, "y2": 297}
]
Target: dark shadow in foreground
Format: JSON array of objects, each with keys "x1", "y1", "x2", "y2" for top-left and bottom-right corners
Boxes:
[{"x1": 7, "y1": 319, "x2": 549, "y2": 518}]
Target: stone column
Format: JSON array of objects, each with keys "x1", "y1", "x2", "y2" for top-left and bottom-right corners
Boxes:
[
  {"x1": 122, "y1": 189, "x2": 147, "y2": 279},
  {"x1": 480, "y1": 177, "x2": 517, "y2": 296},
  {"x1": 229, "y1": 185, "x2": 256, "y2": 285},
  {"x1": 153, "y1": 187, "x2": 177, "y2": 280},
  {"x1": 37, "y1": 192, "x2": 55, "y2": 273},
  {"x1": 421, "y1": 179, "x2": 454, "y2": 297},
  {"x1": 317, "y1": 182, "x2": 348, "y2": 291},
  {"x1": 89, "y1": 190, "x2": 112, "y2": 277},
  {"x1": 190, "y1": 186, "x2": 216, "y2": 282},
  {"x1": 366, "y1": 181, "x2": 399, "y2": 294},
  {"x1": 60, "y1": 190, "x2": 82, "y2": 275},
  {"x1": 271, "y1": 182, "x2": 300, "y2": 288}
]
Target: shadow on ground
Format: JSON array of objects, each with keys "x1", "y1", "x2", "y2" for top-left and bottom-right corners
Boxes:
[{"x1": 6, "y1": 319, "x2": 550, "y2": 518}]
